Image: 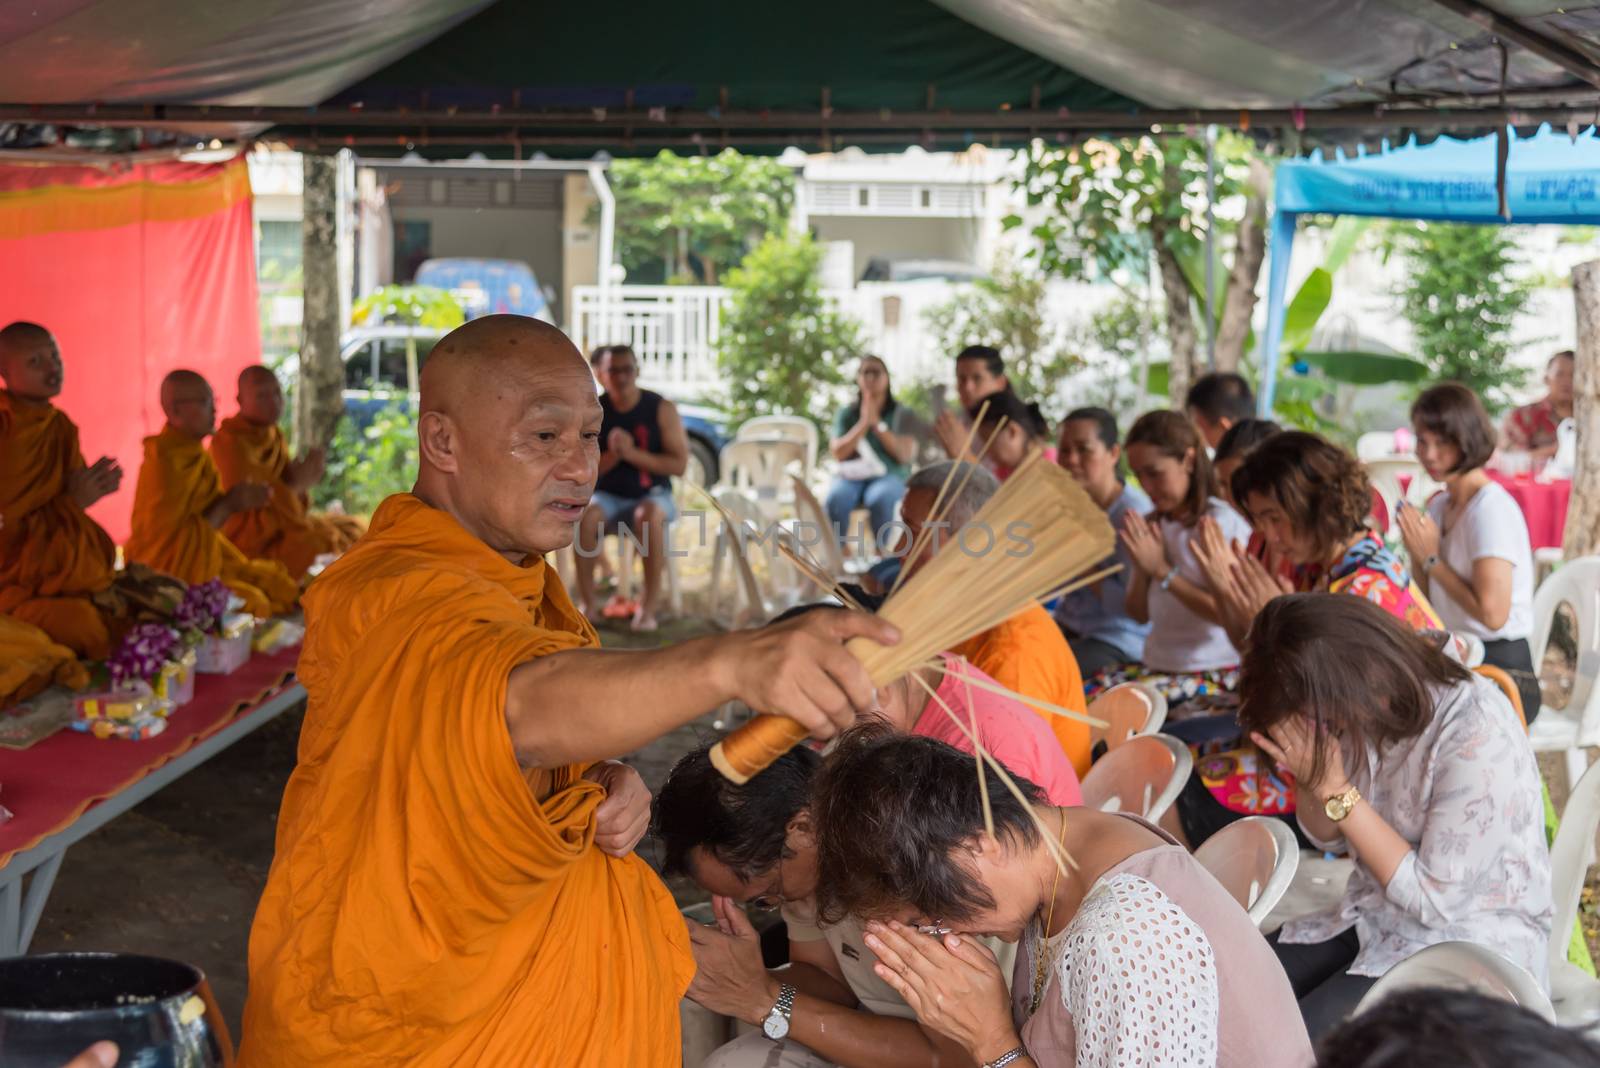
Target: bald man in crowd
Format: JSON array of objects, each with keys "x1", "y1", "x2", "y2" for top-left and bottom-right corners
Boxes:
[
  {"x1": 211, "y1": 365, "x2": 364, "y2": 579},
  {"x1": 238, "y1": 315, "x2": 896, "y2": 1067},
  {"x1": 124, "y1": 370, "x2": 298, "y2": 617},
  {"x1": 0, "y1": 321, "x2": 121, "y2": 657}
]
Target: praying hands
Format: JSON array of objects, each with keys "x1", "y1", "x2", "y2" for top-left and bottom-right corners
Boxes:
[
  {"x1": 684, "y1": 895, "x2": 776, "y2": 1024},
  {"x1": 67, "y1": 455, "x2": 121, "y2": 509},
  {"x1": 1119, "y1": 511, "x2": 1171, "y2": 579},
  {"x1": 864, "y1": 920, "x2": 1029, "y2": 1066},
  {"x1": 1396, "y1": 503, "x2": 1441, "y2": 574},
  {"x1": 1191, "y1": 516, "x2": 1292, "y2": 646}
]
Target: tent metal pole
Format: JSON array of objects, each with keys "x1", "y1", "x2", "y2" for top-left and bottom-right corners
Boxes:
[
  {"x1": 1423, "y1": 0, "x2": 1600, "y2": 90},
  {"x1": 1259, "y1": 210, "x2": 1299, "y2": 416}
]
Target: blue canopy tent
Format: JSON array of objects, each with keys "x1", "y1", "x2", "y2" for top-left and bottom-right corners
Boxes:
[{"x1": 1260, "y1": 126, "x2": 1600, "y2": 414}]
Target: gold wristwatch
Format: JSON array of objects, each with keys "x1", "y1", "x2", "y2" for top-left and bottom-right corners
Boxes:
[{"x1": 1324, "y1": 784, "x2": 1362, "y2": 822}]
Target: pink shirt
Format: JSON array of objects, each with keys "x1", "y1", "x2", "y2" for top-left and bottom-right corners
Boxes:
[{"x1": 911, "y1": 655, "x2": 1082, "y2": 806}]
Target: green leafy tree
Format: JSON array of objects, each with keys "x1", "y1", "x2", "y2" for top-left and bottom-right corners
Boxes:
[
  {"x1": 1013, "y1": 132, "x2": 1272, "y2": 403},
  {"x1": 922, "y1": 254, "x2": 1084, "y2": 420},
  {"x1": 311, "y1": 396, "x2": 419, "y2": 517},
  {"x1": 608, "y1": 150, "x2": 795, "y2": 284},
  {"x1": 350, "y1": 285, "x2": 465, "y2": 328},
  {"x1": 1382, "y1": 221, "x2": 1533, "y2": 408},
  {"x1": 716, "y1": 232, "x2": 865, "y2": 431}
]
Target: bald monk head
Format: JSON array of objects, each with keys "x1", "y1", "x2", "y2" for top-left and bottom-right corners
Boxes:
[
  {"x1": 0, "y1": 321, "x2": 64, "y2": 403},
  {"x1": 414, "y1": 315, "x2": 602, "y2": 563},
  {"x1": 161, "y1": 370, "x2": 219, "y2": 439},
  {"x1": 236, "y1": 365, "x2": 285, "y2": 427}
]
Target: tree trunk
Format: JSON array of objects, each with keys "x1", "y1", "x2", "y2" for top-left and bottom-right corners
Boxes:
[
  {"x1": 1565, "y1": 260, "x2": 1600, "y2": 558},
  {"x1": 1154, "y1": 149, "x2": 1199, "y2": 406},
  {"x1": 1154, "y1": 238, "x2": 1198, "y2": 406},
  {"x1": 295, "y1": 152, "x2": 344, "y2": 453},
  {"x1": 1215, "y1": 157, "x2": 1271, "y2": 373}
]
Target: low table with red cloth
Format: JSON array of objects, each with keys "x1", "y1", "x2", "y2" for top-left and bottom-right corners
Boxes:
[
  {"x1": 0, "y1": 645, "x2": 304, "y2": 955},
  {"x1": 1486, "y1": 470, "x2": 1572, "y2": 551}
]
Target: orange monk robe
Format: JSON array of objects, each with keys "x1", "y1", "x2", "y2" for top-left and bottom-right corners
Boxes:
[
  {"x1": 0, "y1": 614, "x2": 89, "y2": 707},
  {"x1": 952, "y1": 602, "x2": 1092, "y2": 776},
  {"x1": 210, "y1": 415, "x2": 364, "y2": 579},
  {"x1": 239, "y1": 493, "x2": 693, "y2": 1067},
  {"x1": 124, "y1": 426, "x2": 298, "y2": 618},
  {"x1": 0, "y1": 392, "x2": 116, "y2": 658}
]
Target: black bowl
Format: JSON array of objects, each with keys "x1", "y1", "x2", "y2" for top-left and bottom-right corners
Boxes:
[{"x1": 0, "y1": 952, "x2": 232, "y2": 1067}]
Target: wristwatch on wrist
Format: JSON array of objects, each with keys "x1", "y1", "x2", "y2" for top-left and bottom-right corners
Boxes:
[
  {"x1": 981, "y1": 1049, "x2": 1027, "y2": 1068},
  {"x1": 1157, "y1": 568, "x2": 1176, "y2": 592},
  {"x1": 761, "y1": 983, "x2": 796, "y2": 1041},
  {"x1": 1421, "y1": 553, "x2": 1440, "y2": 574},
  {"x1": 1324, "y1": 784, "x2": 1362, "y2": 822},
  {"x1": 875, "y1": 420, "x2": 890, "y2": 434}
]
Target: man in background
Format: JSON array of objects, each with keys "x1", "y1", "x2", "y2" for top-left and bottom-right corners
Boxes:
[
  {"x1": 1185, "y1": 371, "x2": 1256, "y2": 451},
  {"x1": 933, "y1": 345, "x2": 1009, "y2": 459},
  {"x1": 575, "y1": 343, "x2": 687, "y2": 631},
  {"x1": 1502, "y1": 349, "x2": 1574, "y2": 461}
]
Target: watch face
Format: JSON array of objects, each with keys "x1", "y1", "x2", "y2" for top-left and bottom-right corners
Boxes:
[
  {"x1": 1325, "y1": 795, "x2": 1349, "y2": 821},
  {"x1": 763, "y1": 1013, "x2": 789, "y2": 1040}
]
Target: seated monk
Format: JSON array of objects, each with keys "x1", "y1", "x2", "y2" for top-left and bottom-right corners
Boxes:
[
  {"x1": 211, "y1": 365, "x2": 364, "y2": 579},
  {"x1": 124, "y1": 371, "x2": 297, "y2": 618},
  {"x1": 0, "y1": 613, "x2": 89, "y2": 707},
  {"x1": 900, "y1": 460, "x2": 1092, "y2": 776},
  {"x1": 238, "y1": 314, "x2": 896, "y2": 1067},
  {"x1": 0, "y1": 321, "x2": 121, "y2": 658}
]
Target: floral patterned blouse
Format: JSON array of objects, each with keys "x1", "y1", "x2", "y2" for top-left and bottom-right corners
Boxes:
[
  {"x1": 1277, "y1": 673, "x2": 1552, "y2": 984},
  {"x1": 1196, "y1": 533, "x2": 1442, "y2": 817}
]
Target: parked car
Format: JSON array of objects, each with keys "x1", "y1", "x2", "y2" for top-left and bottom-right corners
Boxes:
[
  {"x1": 859, "y1": 256, "x2": 987, "y2": 283},
  {"x1": 414, "y1": 258, "x2": 554, "y2": 322}
]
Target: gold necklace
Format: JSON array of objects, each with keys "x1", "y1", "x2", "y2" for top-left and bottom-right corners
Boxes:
[{"x1": 1028, "y1": 809, "x2": 1069, "y2": 1017}]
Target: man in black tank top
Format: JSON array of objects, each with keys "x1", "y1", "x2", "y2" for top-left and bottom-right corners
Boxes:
[{"x1": 577, "y1": 344, "x2": 688, "y2": 631}]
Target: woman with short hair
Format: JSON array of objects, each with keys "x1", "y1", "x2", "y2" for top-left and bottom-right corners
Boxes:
[
  {"x1": 810, "y1": 727, "x2": 1312, "y2": 1067},
  {"x1": 1399, "y1": 382, "x2": 1540, "y2": 718},
  {"x1": 1247, "y1": 594, "x2": 1550, "y2": 1038}
]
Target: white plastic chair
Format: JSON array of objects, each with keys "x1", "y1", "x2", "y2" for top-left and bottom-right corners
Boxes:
[
  {"x1": 719, "y1": 438, "x2": 809, "y2": 524},
  {"x1": 1193, "y1": 816, "x2": 1300, "y2": 927},
  {"x1": 615, "y1": 521, "x2": 684, "y2": 619},
  {"x1": 1354, "y1": 941, "x2": 1556, "y2": 1023},
  {"x1": 1086, "y1": 682, "x2": 1168, "y2": 753},
  {"x1": 789, "y1": 475, "x2": 849, "y2": 584},
  {"x1": 736, "y1": 415, "x2": 819, "y2": 485},
  {"x1": 1548, "y1": 756, "x2": 1600, "y2": 1028},
  {"x1": 1529, "y1": 555, "x2": 1600, "y2": 790},
  {"x1": 1078, "y1": 733, "x2": 1191, "y2": 823},
  {"x1": 706, "y1": 488, "x2": 774, "y2": 628},
  {"x1": 1356, "y1": 430, "x2": 1403, "y2": 461},
  {"x1": 1365, "y1": 455, "x2": 1443, "y2": 526}
]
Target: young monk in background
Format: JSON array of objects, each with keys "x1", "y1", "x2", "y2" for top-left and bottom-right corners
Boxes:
[
  {"x1": 239, "y1": 315, "x2": 896, "y2": 1068},
  {"x1": 0, "y1": 321, "x2": 120, "y2": 658},
  {"x1": 124, "y1": 371, "x2": 297, "y2": 618},
  {"x1": 210, "y1": 365, "x2": 363, "y2": 579}
]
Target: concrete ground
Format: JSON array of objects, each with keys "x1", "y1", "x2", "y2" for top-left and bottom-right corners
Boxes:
[{"x1": 25, "y1": 608, "x2": 1600, "y2": 1044}]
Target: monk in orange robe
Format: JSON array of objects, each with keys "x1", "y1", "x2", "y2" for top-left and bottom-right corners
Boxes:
[
  {"x1": 211, "y1": 366, "x2": 363, "y2": 579},
  {"x1": 0, "y1": 613, "x2": 89, "y2": 707},
  {"x1": 124, "y1": 371, "x2": 297, "y2": 618},
  {"x1": 239, "y1": 316, "x2": 894, "y2": 1067},
  {"x1": 0, "y1": 322, "x2": 121, "y2": 658},
  {"x1": 901, "y1": 461, "x2": 1093, "y2": 775}
]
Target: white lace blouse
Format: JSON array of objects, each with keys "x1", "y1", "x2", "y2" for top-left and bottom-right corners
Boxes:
[
  {"x1": 1277, "y1": 673, "x2": 1552, "y2": 984},
  {"x1": 1012, "y1": 820, "x2": 1311, "y2": 1067}
]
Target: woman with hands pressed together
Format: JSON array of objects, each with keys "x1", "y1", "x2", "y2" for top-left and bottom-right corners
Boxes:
[
  {"x1": 1245, "y1": 595, "x2": 1550, "y2": 1038},
  {"x1": 810, "y1": 727, "x2": 1311, "y2": 1068},
  {"x1": 1398, "y1": 383, "x2": 1540, "y2": 719},
  {"x1": 1092, "y1": 410, "x2": 1250, "y2": 706},
  {"x1": 825, "y1": 355, "x2": 918, "y2": 554}
]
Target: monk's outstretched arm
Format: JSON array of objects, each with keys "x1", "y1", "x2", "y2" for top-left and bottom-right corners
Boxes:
[{"x1": 505, "y1": 609, "x2": 898, "y2": 767}]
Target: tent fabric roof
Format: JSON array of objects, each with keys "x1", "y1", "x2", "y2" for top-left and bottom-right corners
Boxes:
[
  {"x1": 1276, "y1": 123, "x2": 1600, "y2": 223},
  {"x1": 7, "y1": 1, "x2": 1600, "y2": 154}
]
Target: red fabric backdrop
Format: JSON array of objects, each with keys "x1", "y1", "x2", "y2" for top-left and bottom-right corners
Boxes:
[{"x1": 0, "y1": 157, "x2": 261, "y2": 543}]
